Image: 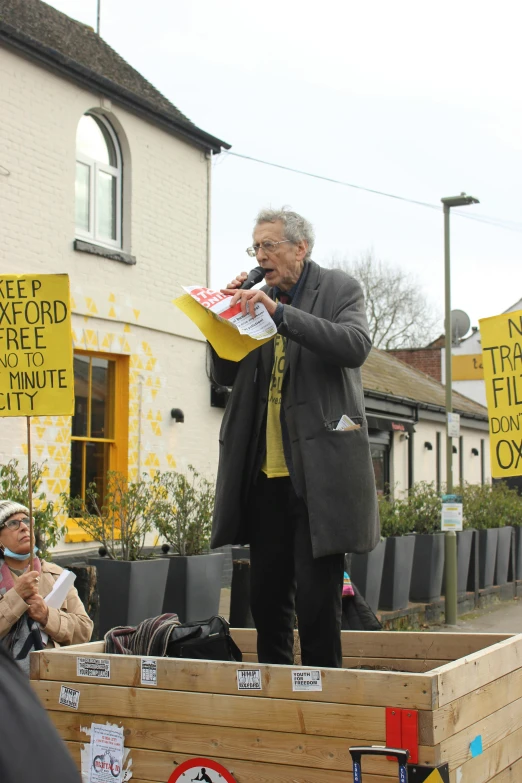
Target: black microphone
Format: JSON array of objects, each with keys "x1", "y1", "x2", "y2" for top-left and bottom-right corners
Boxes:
[{"x1": 239, "y1": 266, "x2": 266, "y2": 290}]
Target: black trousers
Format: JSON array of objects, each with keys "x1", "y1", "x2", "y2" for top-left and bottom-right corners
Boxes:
[{"x1": 248, "y1": 474, "x2": 344, "y2": 668}]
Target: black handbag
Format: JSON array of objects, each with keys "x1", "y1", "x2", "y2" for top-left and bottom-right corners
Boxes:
[{"x1": 164, "y1": 616, "x2": 242, "y2": 662}]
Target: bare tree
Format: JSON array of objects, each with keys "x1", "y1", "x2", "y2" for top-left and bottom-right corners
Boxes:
[{"x1": 326, "y1": 250, "x2": 441, "y2": 350}]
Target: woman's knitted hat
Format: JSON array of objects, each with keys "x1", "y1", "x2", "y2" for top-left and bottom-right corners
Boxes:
[{"x1": 0, "y1": 501, "x2": 30, "y2": 529}]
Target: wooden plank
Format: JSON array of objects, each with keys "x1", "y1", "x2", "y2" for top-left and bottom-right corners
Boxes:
[
  {"x1": 436, "y1": 634, "x2": 522, "y2": 707},
  {"x1": 487, "y1": 757, "x2": 522, "y2": 782},
  {"x1": 440, "y1": 696, "x2": 522, "y2": 770},
  {"x1": 232, "y1": 629, "x2": 511, "y2": 660},
  {"x1": 241, "y1": 651, "x2": 449, "y2": 672},
  {"x1": 65, "y1": 740, "x2": 400, "y2": 783},
  {"x1": 33, "y1": 650, "x2": 435, "y2": 709},
  {"x1": 33, "y1": 680, "x2": 386, "y2": 739},
  {"x1": 29, "y1": 650, "x2": 40, "y2": 680},
  {"x1": 342, "y1": 657, "x2": 449, "y2": 673},
  {"x1": 64, "y1": 630, "x2": 510, "y2": 661},
  {"x1": 447, "y1": 724, "x2": 522, "y2": 783},
  {"x1": 48, "y1": 710, "x2": 438, "y2": 772},
  {"x1": 430, "y1": 666, "x2": 522, "y2": 745},
  {"x1": 61, "y1": 641, "x2": 105, "y2": 653}
]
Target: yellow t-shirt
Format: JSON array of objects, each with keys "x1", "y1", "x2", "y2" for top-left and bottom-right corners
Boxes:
[{"x1": 262, "y1": 333, "x2": 289, "y2": 478}]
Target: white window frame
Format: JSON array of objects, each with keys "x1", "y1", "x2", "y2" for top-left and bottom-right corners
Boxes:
[{"x1": 75, "y1": 113, "x2": 122, "y2": 249}]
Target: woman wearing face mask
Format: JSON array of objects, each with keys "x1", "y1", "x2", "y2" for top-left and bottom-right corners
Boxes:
[{"x1": 0, "y1": 500, "x2": 93, "y2": 673}]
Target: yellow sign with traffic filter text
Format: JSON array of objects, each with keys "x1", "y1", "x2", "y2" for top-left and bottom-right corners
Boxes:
[
  {"x1": 0, "y1": 274, "x2": 74, "y2": 416},
  {"x1": 452, "y1": 353, "x2": 484, "y2": 380},
  {"x1": 479, "y1": 309, "x2": 522, "y2": 478}
]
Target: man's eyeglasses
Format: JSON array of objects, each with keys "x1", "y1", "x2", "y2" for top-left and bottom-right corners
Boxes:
[
  {"x1": 1, "y1": 516, "x2": 30, "y2": 532},
  {"x1": 246, "y1": 240, "x2": 292, "y2": 257}
]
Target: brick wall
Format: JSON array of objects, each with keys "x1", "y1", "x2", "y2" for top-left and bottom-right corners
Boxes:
[
  {"x1": 388, "y1": 348, "x2": 443, "y2": 381},
  {"x1": 0, "y1": 47, "x2": 223, "y2": 526}
]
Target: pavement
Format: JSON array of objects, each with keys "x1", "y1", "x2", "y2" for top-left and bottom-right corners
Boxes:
[
  {"x1": 221, "y1": 587, "x2": 522, "y2": 635},
  {"x1": 430, "y1": 597, "x2": 522, "y2": 633}
]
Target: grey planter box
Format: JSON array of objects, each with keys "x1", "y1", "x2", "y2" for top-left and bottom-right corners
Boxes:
[
  {"x1": 456, "y1": 529, "x2": 474, "y2": 594},
  {"x1": 89, "y1": 557, "x2": 170, "y2": 639},
  {"x1": 495, "y1": 526, "x2": 514, "y2": 585},
  {"x1": 162, "y1": 553, "x2": 225, "y2": 623},
  {"x1": 379, "y1": 534, "x2": 415, "y2": 611},
  {"x1": 468, "y1": 529, "x2": 500, "y2": 590},
  {"x1": 515, "y1": 527, "x2": 522, "y2": 580},
  {"x1": 441, "y1": 529, "x2": 475, "y2": 597},
  {"x1": 229, "y1": 559, "x2": 255, "y2": 628},
  {"x1": 350, "y1": 539, "x2": 386, "y2": 613},
  {"x1": 410, "y1": 533, "x2": 445, "y2": 603}
]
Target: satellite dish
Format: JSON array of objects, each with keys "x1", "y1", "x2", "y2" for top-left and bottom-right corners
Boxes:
[{"x1": 451, "y1": 309, "x2": 471, "y2": 344}]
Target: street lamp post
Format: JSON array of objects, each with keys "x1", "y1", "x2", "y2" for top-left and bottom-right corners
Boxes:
[{"x1": 441, "y1": 193, "x2": 479, "y2": 625}]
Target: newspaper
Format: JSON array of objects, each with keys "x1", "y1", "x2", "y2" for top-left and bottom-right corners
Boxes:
[{"x1": 183, "y1": 286, "x2": 277, "y2": 341}]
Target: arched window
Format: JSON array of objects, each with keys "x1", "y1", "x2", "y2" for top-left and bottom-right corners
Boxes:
[{"x1": 75, "y1": 113, "x2": 122, "y2": 247}]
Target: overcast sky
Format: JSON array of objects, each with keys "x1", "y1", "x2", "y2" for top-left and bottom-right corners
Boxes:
[{"x1": 49, "y1": 0, "x2": 522, "y2": 333}]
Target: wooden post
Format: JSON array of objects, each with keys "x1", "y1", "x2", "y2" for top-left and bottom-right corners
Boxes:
[{"x1": 27, "y1": 416, "x2": 34, "y2": 562}]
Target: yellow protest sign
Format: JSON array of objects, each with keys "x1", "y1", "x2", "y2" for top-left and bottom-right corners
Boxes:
[
  {"x1": 479, "y1": 309, "x2": 522, "y2": 478},
  {"x1": 0, "y1": 274, "x2": 74, "y2": 416},
  {"x1": 452, "y1": 353, "x2": 484, "y2": 380}
]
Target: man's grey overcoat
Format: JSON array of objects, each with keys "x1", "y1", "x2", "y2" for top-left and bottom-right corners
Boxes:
[{"x1": 210, "y1": 260, "x2": 380, "y2": 559}]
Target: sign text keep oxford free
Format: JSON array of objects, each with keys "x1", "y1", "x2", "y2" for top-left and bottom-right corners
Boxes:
[
  {"x1": 480, "y1": 309, "x2": 522, "y2": 478},
  {"x1": 0, "y1": 275, "x2": 74, "y2": 416}
]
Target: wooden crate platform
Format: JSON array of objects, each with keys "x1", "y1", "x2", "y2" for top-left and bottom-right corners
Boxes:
[{"x1": 30, "y1": 630, "x2": 522, "y2": 783}]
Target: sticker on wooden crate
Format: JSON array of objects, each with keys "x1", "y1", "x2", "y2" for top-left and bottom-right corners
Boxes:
[
  {"x1": 59, "y1": 685, "x2": 80, "y2": 710},
  {"x1": 89, "y1": 722, "x2": 124, "y2": 783},
  {"x1": 291, "y1": 669, "x2": 322, "y2": 691},
  {"x1": 236, "y1": 668, "x2": 262, "y2": 690},
  {"x1": 141, "y1": 658, "x2": 158, "y2": 686},
  {"x1": 168, "y1": 757, "x2": 237, "y2": 783},
  {"x1": 77, "y1": 657, "x2": 111, "y2": 679}
]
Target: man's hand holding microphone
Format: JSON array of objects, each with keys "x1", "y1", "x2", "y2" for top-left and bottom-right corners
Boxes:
[{"x1": 221, "y1": 267, "x2": 276, "y2": 319}]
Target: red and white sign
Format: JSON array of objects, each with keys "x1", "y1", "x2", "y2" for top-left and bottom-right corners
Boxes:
[{"x1": 168, "y1": 758, "x2": 237, "y2": 783}]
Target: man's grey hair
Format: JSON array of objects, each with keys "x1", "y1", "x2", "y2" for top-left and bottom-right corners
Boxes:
[{"x1": 255, "y1": 208, "x2": 315, "y2": 260}]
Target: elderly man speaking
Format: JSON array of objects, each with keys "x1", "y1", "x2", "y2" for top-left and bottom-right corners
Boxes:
[{"x1": 211, "y1": 208, "x2": 379, "y2": 668}]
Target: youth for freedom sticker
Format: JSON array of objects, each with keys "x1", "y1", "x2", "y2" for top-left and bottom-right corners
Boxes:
[
  {"x1": 59, "y1": 685, "x2": 80, "y2": 709},
  {"x1": 292, "y1": 669, "x2": 322, "y2": 692},
  {"x1": 77, "y1": 657, "x2": 111, "y2": 679},
  {"x1": 236, "y1": 669, "x2": 262, "y2": 690},
  {"x1": 141, "y1": 658, "x2": 158, "y2": 686}
]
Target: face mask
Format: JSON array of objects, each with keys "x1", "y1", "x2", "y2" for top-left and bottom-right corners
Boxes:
[{"x1": 2, "y1": 546, "x2": 38, "y2": 561}]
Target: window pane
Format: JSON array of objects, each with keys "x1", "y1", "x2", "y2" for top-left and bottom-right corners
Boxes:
[
  {"x1": 72, "y1": 355, "x2": 90, "y2": 436},
  {"x1": 70, "y1": 440, "x2": 110, "y2": 506},
  {"x1": 70, "y1": 440, "x2": 85, "y2": 498},
  {"x1": 91, "y1": 358, "x2": 114, "y2": 439},
  {"x1": 75, "y1": 162, "x2": 90, "y2": 232},
  {"x1": 97, "y1": 171, "x2": 117, "y2": 240},
  {"x1": 371, "y1": 445, "x2": 387, "y2": 496},
  {"x1": 76, "y1": 114, "x2": 116, "y2": 165},
  {"x1": 85, "y1": 441, "x2": 110, "y2": 505}
]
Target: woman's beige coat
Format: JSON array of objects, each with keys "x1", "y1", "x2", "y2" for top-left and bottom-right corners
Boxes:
[{"x1": 0, "y1": 560, "x2": 93, "y2": 646}]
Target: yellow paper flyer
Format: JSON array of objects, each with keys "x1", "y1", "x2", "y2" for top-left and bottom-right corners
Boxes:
[{"x1": 174, "y1": 286, "x2": 275, "y2": 362}]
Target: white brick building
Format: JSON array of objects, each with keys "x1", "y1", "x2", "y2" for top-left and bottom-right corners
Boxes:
[
  {"x1": 362, "y1": 349, "x2": 491, "y2": 497},
  {"x1": 0, "y1": 0, "x2": 229, "y2": 545}
]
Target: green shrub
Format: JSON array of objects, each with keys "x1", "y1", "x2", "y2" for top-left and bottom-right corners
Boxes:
[
  {"x1": 0, "y1": 459, "x2": 65, "y2": 559},
  {"x1": 62, "y1": 471, "x2": 165, "y2": 561},
  {"x1": 378, "y1": 493, "x2": 413, "y2": 538},
  {"x1": 155, "y1": 467, "x2": 215, "y2": 556},
  {"x1": 458, "y1": 481, "x2": 522, "y2": 530},
  {"x1": 395, "y1": 482, "x2": 442, "y2": 535},
  {"x1": 379, "y1": 480, "x2": 522, "y2": 538}
]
